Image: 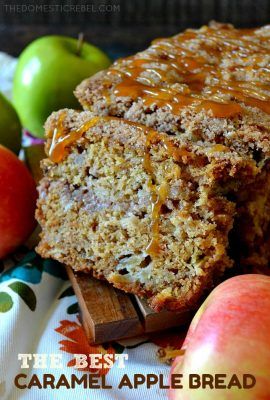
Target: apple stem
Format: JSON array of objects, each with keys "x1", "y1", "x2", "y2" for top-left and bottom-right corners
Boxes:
[{"x1": 76, "y1": 32, "x2": 84, "y2": 56}]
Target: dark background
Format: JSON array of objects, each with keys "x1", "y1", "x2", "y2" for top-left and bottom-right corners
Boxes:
[{"x1": 0, "y1": 0, "x2": 270, "y2": 59}]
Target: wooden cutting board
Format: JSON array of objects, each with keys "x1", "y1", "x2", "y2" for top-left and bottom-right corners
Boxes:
[{"x1": 66, "y1": 266, "x2": 192, "y2": 344}]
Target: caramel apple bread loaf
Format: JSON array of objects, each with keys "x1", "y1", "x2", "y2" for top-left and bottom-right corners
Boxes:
[{"x1": 37, "y1": 23, "x2": 270, "y2": 311}]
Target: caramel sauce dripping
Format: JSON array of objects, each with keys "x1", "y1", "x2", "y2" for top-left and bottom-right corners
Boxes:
[
  {"x1": 114, "y1": 79, "x2": 243, "y2": 118},
  {"x1": 48, "y1": 112, "x2": 193, "y2": 257},
  {"x1": 204, "y1": 84, "x2": 270, "y2": 114},
  {"x1": 142, "y1": 128, "x2": 193, "y2": 257},
  {"x1": 48, "y1": 113, "x2": 100, "y2": 163},
  {"x1": 146, "y1": 181, "x2": 168, "y2": 256},
  {"x1": 48, "y1": 106, "x2": 235, "y2": 258},
  {"x1": 106, "y1": 25, "x2": 270, "y2": 117},
  {"x1": 48, "y1": 112, "x2": 177, "y2": 257},
  {"x1": 48, "y1": 113, "x2": 156, "y2": 163},
  {"x1": 49, "y1": 26, "x2": 270, "y2": 257}
]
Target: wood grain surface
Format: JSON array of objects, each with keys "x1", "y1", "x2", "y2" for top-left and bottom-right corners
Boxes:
[
  {"x1": 66, "y1": 266, "x2": 191, "y2": 344},
  {"x1": 66, "y1": 267, "x2": 144, "y2": 344}
]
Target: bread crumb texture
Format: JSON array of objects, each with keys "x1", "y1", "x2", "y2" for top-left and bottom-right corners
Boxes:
[{"x1": 37, "y1": 23, "x2": 270, "y2": 311}]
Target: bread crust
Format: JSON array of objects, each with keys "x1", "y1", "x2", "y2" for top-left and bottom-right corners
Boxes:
[
  {"x1": 36, "y1": 108, "x2": 268, "y2": 312},
  {"x1": 37, "y1": 23, "x2": 270, "y2": 311}
]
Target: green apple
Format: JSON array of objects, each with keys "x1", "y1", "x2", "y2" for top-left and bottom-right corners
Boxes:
[
  {"x1": 13, "y1": 35, "x2": 111, "y2": 138},
  {"x1": 0, "y1": 92, "x2": 21, "y2": 154}
]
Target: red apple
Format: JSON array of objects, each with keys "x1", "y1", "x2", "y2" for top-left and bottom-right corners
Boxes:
[
  {"x1": 169, "y1": 275, "x2": 270, "y2": 400},
  {"x1": 0, "y1": 145, "x2": 37, "y2": 258}
]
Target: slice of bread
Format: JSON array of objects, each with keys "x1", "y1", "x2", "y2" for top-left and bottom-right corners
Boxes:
[
  {"x1": 74, "y1": 22, "x2": 270, "y2": 276},
  {"x1": 36, "y1": 109, "x2": 266, "y2": 311},
  {"x1": 75, "y1": 23, "x2": 270, "y2": 140}
]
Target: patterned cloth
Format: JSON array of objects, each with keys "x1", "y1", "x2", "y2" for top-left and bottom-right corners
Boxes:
[
  {"x1": 0, "y1": 53, "x2": 186, "y2": 400},
  {"x1": 0, "y1": 246, "x2": 187, "y2": 400}
]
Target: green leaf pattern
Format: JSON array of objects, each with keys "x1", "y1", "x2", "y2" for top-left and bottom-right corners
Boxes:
[
  {"x1": 67, "y1": 302, "x2": 79, "y2": 314},
  {"x1": 0, "y1": 292, "x2": 13, "y2": 312},
  {"x1": 8, "y1": 281, "x2": 36, "y2": 311},
  {"x1": 0, "y1": 250, "x2": 68, "y2": 314}
]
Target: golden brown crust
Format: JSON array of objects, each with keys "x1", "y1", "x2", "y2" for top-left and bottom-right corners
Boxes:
[
  {"x1": 37, "y1": 23, "x2": 270, "y2": 311},
  {"x1": 36, "y1": 108, "x2": 268, "y2": 312},
  {"x1": 75, "y1": 24, "x2": 270, "y2": 160}
]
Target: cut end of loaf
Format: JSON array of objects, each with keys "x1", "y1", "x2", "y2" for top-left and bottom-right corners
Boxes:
[
  {"x1": 37, "y1": 22, "x2": 270, "y2": 311},
  {"x1": 36, "y1": 109, "x2": 241, "y2": 311}
]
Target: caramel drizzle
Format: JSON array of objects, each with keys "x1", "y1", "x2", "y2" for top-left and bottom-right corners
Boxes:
[
  {"x1": 113, "y1": 79, "x2": 243, "y2": 118},
  {"x1": 49, "y1": 114, "x2": 100, "y2": 163},
  {"x1": 48, "y1": 27, "x2": 270, "y2": 257},
  {"x1": 142, "y1": 129, "x2": 193, "y2": 257},
  {"x1": 48, "y1": 114, "x2": 195, "y2": 257},
  {"x1": 146, "y1": 181, "x2": 168, "y2": 256},
  {"x1": 105, "y1": 25, "x2": 270, "y2": 117}
]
